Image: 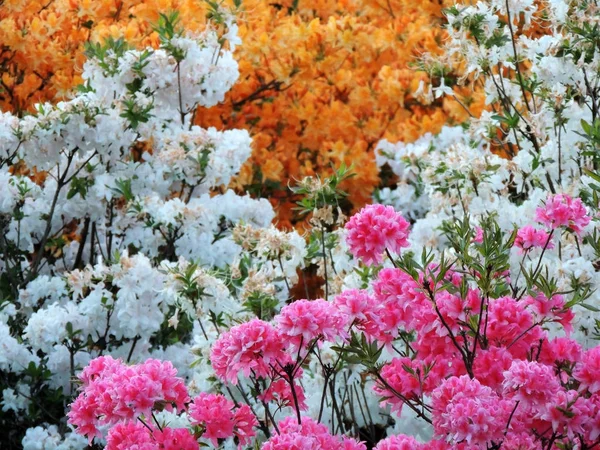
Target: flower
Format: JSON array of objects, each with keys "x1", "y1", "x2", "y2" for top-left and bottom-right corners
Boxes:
[
  {"x1": 275, "y1": 299, "x2": 348, "y2": 349},
  {"x1": 535, "y1": 194, "x2": 590, "y2": 235},
  {"x1": 189, "y1": 393, "x2": 257, "y2": 447},
  {"x1": 210, "y1": 319, "x2": 286, "y2": 384},
  {"x1": 514, "y1": 226, "x2": 554, "y2": 253},
  {"x1": 345, "y1": 204, "x2": 410, "y2": 265}
]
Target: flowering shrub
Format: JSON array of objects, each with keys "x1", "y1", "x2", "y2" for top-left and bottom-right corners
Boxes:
[
  {"x1": 0, "y1": 0, "x2": 467, "y2": 227},
  {"x1": 6, "y1": 1, "x2": 600, "y2": 450}
]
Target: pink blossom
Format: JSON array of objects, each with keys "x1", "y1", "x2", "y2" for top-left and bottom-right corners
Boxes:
[
  {"x1": 210, "y1": 319, "x2": 287, "y2": 384},
  {"x1": 334, "y1": 289, "x2": 383, "y2": 341},
  {"x1": 374, "y1": 434, "x2": 423, "y2": 450},
  {"x1": 514, "y1": 226, "x2": 554, "y2": 253},
  {"x1": 105, "y1": 422, "x2": 156, "y2": 450},
  {"x1": 472, "y1": 227, "x2": 484, "y2": 244},
  {"x1": 523, "y1": 292, "x2": 573, "y2": 334},
  {"x1": 189, "y1": 393, "x2": 257, "y2": 447},
  {"x1": 345, "y1": 204, "x2": 410, "y2": 266},
  {"x1": 473, "y1": 346, "x2": 514, "y2": 391},
  {"x1": 486, "y1": 296, "x2": 546, "y2": 358},
  {"x1": 263, "y1": 416, "x2": 366, "y2": 450},
  {"x1": 432, "y1": 376, "x2": 511, "y2": 446},
  {"x1": 574, "y1": 347, "x2": 600, "y2": 393},
  {"x1": 259, "y1": 378, "x2": 307, "y2": 411},
  {"x1": 275, "y1": 299, "x2": 348, "y2": 349},
  {"x1": 68, "y1": 358, "x2": 189, "y2": 441},
  {"x1": 372, "y1": 268, "x2": 432, "y2": 339},
  {"x1": 539, "y1": 337, "x2": 582, "y2": 366},
  {"x1": 502, "y1": 360, "x2": 561, "y2": 409},
  {"x1": 154, "y1": 428, "x2": 199, "y2": 450},
  {"x1": 535, "y1": 194, "x2": 590, "y2": 235}
]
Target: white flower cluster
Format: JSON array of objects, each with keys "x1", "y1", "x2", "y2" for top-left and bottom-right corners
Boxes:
[{"x1": 0, "y1": 14, "x2": 308, "y2": 448}]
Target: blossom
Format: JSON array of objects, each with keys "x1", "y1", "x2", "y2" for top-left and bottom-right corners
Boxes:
[
  {"x1": 535, "y1": 194, "x2": 590, "y2": 235},
  {"x1": 345, "y1": 204, "x2": 410, "y2": 265},
  {"x1": 68, "y1": 358, "x2": 189, "y2": 441},
  {"x1": 514, "y1": 226, "x2": 554, "y2": 252},
  {"x1": 502, "y1": 360, "x2": 561, "y2": 409},
  {"x1": 574, "y1": 347, "x2": 600, "y2": 393},
  {"x1": 189, "y1": 393, "x2": 257, "y2": 447},
  {"x1": 210, "y1": 319, "x2": 287, "y2": 384},
  {"x1": 432, "y1": 375, "x2": 511, "y2": 445},
  {"x1": 275, "y1": 299, "x2": 348, "y2": 349},
  {"x1": 262, "y1": 417, "x2": 366, "y2": 450},
  {"x1": 374, "y1": 435, "x2": 423, "y2": 450}
]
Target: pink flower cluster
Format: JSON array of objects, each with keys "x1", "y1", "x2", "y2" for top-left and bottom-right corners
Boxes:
[
  {"x1": 276, "y1": 299, "x2": 348, "y2": 350},
  {"x1": 106, "y1": 422, "x2": 198, "y2": 450},
  {"x1": 514, "y1": 225, "x2": 553, "y2": 253},
  {"x1": 345, "y1": 204, "x2": 410, "y2": 265},
  {"x1": 262, "y1": 416, "x2": 365, "y2": 450},
  {"x1": 188, "y1": 393, "x2": 257, "y2": 447},
  {"x1": 210, "y1": 319, "x2": 287, "y2": 384},
  {"x1": 535, "y1": 193, "x2": 591, "y2": 234},
  {"x1": 68, "y1": 356, "x2": 189, "y2": 441}
]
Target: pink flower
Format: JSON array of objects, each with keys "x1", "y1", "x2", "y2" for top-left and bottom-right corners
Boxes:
[
  {"x1": 502, "y1": 360, "x2": 561, "y2": 409},
  {"x1": 210, "y1": 319, "x2": 287, "y2": 384},
  {"x1": 372, "y1": 268, "x2": 432, "y2": 339},
  {"x1": 539, "y1": 337, "x2": 582, "y2": 366},
  {"x1": 574, "y1": 347, "x2": 600, "y2": 393},
  {"x1": 486, "y1": 296, "x2": 546, "y2": 358},
  {"x1": 374, "y1": 434, "x2": 423, "y2": 450},
  {"x1": 514, "y1": 226, "x2": 554, "y2": 253},
  {"x1": 154, "y1": 428, "x2": 199, "y2": 450},
  {"x1": 432, "y1": 375, "x2": 511, "y2": 445},
  {"x1": 68, "y1": 358, "x2": 189, "y2": 441},
  {"x1": 535, "y1": 194, "x2": 590, "y2": 235},
  {"x1": 263, "y1": 417, "x2": 365, "y2": 450},
  {"x1": 275, "y1": 299, "x2": 348, "y2": 349},
  {"x1": 334, "y1": 289, "x2": 383, "y2": 341},
  {"x1": 345, "y1": 204, "x2": 410, "y2": 265},
  {"x1": 189, "y1": 393, "x2": 257, "y2": 447},
  {"x1": 375, "y1": 357, "x2": 449, "y2": 413},
  {"x1": 523, "y1": 293, "x2": 574, "y2": 334},
  {"x1": 473, "y1": 346, "x2": 514, "y2": 391},
  {"x1": 105, "y1": 422, "x2": 156, "y2": 450},
  {"x1": 472, "y1": 227, "x2": 484, "y2": 244},
  {"x1": 259, "y1": 378, "x2": 307, "y2": 411}
]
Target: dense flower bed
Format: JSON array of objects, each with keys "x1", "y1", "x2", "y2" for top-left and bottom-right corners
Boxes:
[{"x1": 3, "y1": 0, "x2": 600, "y2": 449}]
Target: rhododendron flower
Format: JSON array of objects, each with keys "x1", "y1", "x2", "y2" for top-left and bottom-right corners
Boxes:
[
  {"x1": 539, "y1": 337, "x2": 582, "y2": 366},
  {"x1": 189, "y1": 393, "x2": 257, "y2": 447},
  {"x1": 523, "y1": 292, "x2": 574, "y2": 334},
  {"x1": 106, "y1": 421, "x2": 156, "y2": 450},
  {"x1": 514, "y1": 226, "x2": 554, "y2": 253},
  {"x1": 473, "y1": 346, "x2": 514, "y2": 391},
  {"x1": 486, "y1": 296, "x2": 546, "y2": 358},
  {"x1": 502, "y1": 360, "x2": 561, "y2": 409},
  {"x1": 345, "y1": 204, "x2": 410, "y2": 265},
  {"x1": 210, "y1": 319, "x2": 287, "y2": 384},
  {"x1": 68, "y1": 357, "x2": 189, "y2": 441},
  {"x1": 276, "y1": 299, "x2": 348, "y2": 349},
  {"x1": 535, "y1": 194, "x2": 590, "y2": 235},
  {"x1": 432, "y1": 376, "x2": 511, "y2": 445},
  {"x1": 154, "y1": 427, "x2": 199, "y2": 450},
  {"x1": 472, "y1": 227, "x2": 484, "y2": 244},
  {"x1": 263, "y1": 417, "x2": 366, "y2": 450},
  {"x1": 574, "y1": 347, "x2": 600, "y2": 393},
  {"x1": 372, "y1": 268, "x2": 432, "y2": 339},
  {"x1": 374, "y1": 434, "x2": 423, "y2": 450},
  {"x1": 259, "y1": 378, "x2": 307, "y2": 411},
  {"x1": 334, "y1": 289, "x2": 384, "y2": 341}
]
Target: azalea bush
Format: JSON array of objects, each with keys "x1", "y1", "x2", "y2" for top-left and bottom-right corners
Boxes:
[{"x1": 4, "y1": 0, "x2": 600, "y2": 450}]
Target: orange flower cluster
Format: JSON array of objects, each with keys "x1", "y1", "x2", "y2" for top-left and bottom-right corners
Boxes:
[{"x1": 0, "y1": 0, "x2": 484, "y2": 228}]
